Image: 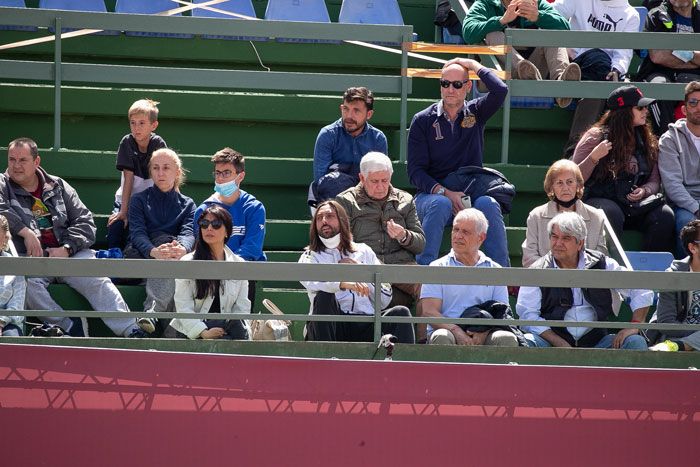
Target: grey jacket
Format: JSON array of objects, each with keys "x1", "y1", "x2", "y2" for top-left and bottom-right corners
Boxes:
[
  {"x1": 658, "y1": 119, "x2": 700, "y2": 215},
  {"x1": 0, "y1": 167, "x2": 96, "y2": 255},
  {"x1": 653, "y1": 258, "x2": 700, "y2": 351}
]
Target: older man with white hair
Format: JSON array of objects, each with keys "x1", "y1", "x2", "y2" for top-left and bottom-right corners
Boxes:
[
  {"x1": 421, "y1": 208, "x2": 521, "y2": 346},
  {"x1": 516, "y1": 211, "x2": 652, "y2": 349},
  {"x1": 336, "y1": 152, "x2": 426, "y2": 338}
]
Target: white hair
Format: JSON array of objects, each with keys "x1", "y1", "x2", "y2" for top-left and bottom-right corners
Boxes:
[
  {"x1": 360, "y1": 152, "x2": 393, "y2": 177},
  {"x1": 454, "y1": 208, "x2": 488, "y2": 235},
  {"x1": 547, "y1": 211, "x2": 587, "y2": 242}
]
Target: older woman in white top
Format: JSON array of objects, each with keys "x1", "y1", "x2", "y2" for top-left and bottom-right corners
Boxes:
[{"x1": 522, "y1": 159, "x2": 608, "y2": 267}]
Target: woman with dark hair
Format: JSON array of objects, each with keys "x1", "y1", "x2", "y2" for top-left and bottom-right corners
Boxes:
[
  {"x1": 171, "y1": 205, "x2": 250, "y2": 340},
  {"x1": 572, "y1": 85, "x2": 675, "y2": 252}
]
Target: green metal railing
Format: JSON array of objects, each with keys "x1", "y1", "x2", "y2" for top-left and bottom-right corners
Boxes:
[
  {"x1": 0, "y1": 7, "x2": 414, "y2": 159},
  {"x1": 2, "y1": 256, "x2": 699, "y2": 343}
]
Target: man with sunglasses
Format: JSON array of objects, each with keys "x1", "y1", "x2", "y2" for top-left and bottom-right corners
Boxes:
[
  {"x1": 193, "y1": 147, "x2": 266, "y2": 303},
  {"x1": 407, "y1": 57, "x2": 510, "y2": 267},
  {"x1": 659, "y1": 81, "x2": 700, "y2": 255}
]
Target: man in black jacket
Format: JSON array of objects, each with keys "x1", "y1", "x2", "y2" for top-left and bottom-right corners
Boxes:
[{"x1": 638, "y1": 0, "x2": 700, "y2": 134}]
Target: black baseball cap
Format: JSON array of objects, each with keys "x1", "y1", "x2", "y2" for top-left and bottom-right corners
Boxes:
[{"x1": 607, "y1": 85, "x2": 656, "y2": 110}]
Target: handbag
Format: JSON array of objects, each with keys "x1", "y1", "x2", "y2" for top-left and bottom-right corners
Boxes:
[
  {"x1": 621, "y1": 192, "x2": 666, "y2": 218},
  {"x1": 250, "y1": 299, "x2": 292, "y2": 341}
]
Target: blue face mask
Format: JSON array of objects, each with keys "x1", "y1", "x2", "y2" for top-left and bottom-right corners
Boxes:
[{"x1": 214, "y1": 179, "x2": 239, "y2": 198}]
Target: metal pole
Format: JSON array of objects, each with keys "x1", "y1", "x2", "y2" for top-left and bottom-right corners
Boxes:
[
  {"x1": 500, "y1": 29, "x2": 512, "y2": 164},
  {"x1": 53, "y1": 16, "x2": 62, "y2": 150},
  {"x1": 399, "y1": 30, "x2": 410, "y2": 163},
  {"x1": 373, "y1": 272, "x2": 382, "y2": 343}
]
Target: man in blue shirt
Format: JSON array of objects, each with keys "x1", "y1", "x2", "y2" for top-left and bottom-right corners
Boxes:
[
  {"x1": 194, "y1": 147, "x2": 266, "y2": 303},
  {"x1": 408, "y1": 57, "x2": 509, "y2": 266},
  {"x1": 311, "y1": 87, "x2": 388, "y2": 205},
  {"x1": 421, "y1": 208, "x2": 518, "y2": 346}
]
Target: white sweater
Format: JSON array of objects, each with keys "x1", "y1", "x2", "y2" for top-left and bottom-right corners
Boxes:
[
  {"x1": 554, "y1": 0, "x2": 640, "y2": 74},
  {"x1": 299, "y1": 242, "x2": 392, "y2": 315},
  {"x1": 172, "y1": 246, "x2": 251, "y2": 339}
]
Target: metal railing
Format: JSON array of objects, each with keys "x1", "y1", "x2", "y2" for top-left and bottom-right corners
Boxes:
[
  {"x1": 2, "y1": 255, "x2": 699, "y2": 343},
  {"x1": 0, "y1": 6, "x2": 413, "y2": 160}
]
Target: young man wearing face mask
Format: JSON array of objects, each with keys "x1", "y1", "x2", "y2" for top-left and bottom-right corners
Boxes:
[
  {"x1": 193, "y1": 148, "x2": 267, "y2": 302},
  {"x1": 298, "y1": 200, "x2": 415, "y2": 343}
]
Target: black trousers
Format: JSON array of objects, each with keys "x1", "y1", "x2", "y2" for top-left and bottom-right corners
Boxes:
[
  {"x1": 306, "y1": 292, "x2": 415, "y2": 344},
  {"x1": 585, "y1": 197, "x2": 675, "y2": 252}
]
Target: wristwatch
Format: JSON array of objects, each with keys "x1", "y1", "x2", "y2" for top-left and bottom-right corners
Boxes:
[
  {"x1": 436, "y1": 186, "x2": 446, "y2": 196},
  {"x1": 62, "y1": 244, "x2": 74, "y2": 256}
]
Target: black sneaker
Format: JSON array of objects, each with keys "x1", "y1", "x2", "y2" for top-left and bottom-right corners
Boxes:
[
  {"x1": 68, "y1": 317, "x2": 86, "y2": 337},
  {"x1": 128, "y1": 328, "x2": 149, "y2": 338}
]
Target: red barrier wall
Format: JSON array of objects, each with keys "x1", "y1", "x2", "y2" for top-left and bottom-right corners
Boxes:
[{"x1": 1, "y1": 344, "x2": 699, "y2": 467}]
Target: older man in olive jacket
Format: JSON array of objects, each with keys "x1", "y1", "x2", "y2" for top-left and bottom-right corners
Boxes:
[{"x1": 336, "y1": 152, "x2": 426, "y2": 338}]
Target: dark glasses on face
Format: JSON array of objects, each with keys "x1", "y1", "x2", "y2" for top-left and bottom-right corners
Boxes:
[
  {"x1": 439, "y1": 79, "x2": 469, "y2": 89},
  {"x1": 635, "y1": 106, "x2": 647, "y2": 111},
  {"x1": 687, "y1": 98, "x2": 699, "y2": 108},
  {"x1": 199, "y1": 219, "x2": 224, "y2": 230}
]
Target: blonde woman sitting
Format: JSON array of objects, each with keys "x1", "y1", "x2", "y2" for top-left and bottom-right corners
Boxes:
[{"x1": 522, "y1": 159, "x2": 607, "y2": 267}]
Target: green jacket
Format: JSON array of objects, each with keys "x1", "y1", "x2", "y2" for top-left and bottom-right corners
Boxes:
[
  {"x1": 335, "y1": 184, "x2": 425, "y2": 265},
  {"x1": 462, "y1": 0, "x2": 570, "y2": 45}
]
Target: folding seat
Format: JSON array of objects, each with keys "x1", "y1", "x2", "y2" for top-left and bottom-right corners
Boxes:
[
  {"x1": 0, "y1": 0, "x2": 37, "y2": 31},
  {"x1": 115, "y1": 0, "x2": 192, "y2": 38},
  {"x1": 338, "y1": 0, "x2": 415, "y2": 45},
  {"x1": 264, "y1": 0, "x2": 334, "y2": 43},
  {"x1": 191, "y1": 0, "x2": 260, "y2": 40},
  {"x1": 39, "y1": 0, "x2": 118, "y2": 35}
]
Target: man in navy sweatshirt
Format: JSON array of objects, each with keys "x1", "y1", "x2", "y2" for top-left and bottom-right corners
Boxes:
[{"x1": 407, "y1": 57, "x2": 509, "y2": 266}]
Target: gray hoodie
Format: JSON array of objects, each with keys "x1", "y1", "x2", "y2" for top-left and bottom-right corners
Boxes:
[{"x1": 658, "y1": 119, "x2": 700, "y2": 215}]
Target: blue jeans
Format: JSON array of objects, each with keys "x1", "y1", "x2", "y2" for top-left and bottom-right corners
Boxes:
[
  {"x1": 673, "y1": 206, "x2": 697, "y2": 258},
  {"x1": 525, "y1": 331, "x2": 647, "y2": 350},
  {"x1": 1, "y1": 323, "x2": 23, "y2": 336},
  {"x1": 415, "y1": 193, "x2": 510, "y2": 267}
]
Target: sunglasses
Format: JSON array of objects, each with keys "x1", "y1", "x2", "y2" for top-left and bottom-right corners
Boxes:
[
  {"x1": 439, "y1": 79, "x2": 470, "y2": 89},
  {"x1": 687, "y1": 98, "x2": 699, "y2": 108},
  {"x1": 212, "y1": 169, "x2": 234, "y2": 179},
  {"x1": 635, "y1": 106, "x2": 647, "y2": 111},
  {"x1": 199, "y1": 219, "x2": 224, "y2": 230}
]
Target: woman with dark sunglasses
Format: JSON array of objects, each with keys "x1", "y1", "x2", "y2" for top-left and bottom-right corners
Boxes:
[
  {"x1": 571, "y1": 85, "x2": 675, "y2": 252},
  {"x1": 171, "y1": 205, "x2": 251, "y2": 340}
]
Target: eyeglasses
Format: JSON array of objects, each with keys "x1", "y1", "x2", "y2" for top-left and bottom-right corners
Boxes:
[
  {"x1": 687, "y1": 98, "x2": 699, "y2": 108},
  {"x1": 635, "y1": 106, "x2": 647, "y2": 111},
  {"x1": 213, "y1": 169, "x2": 234, "y2": 179},
  {"x1": 198, "y1": 219, "x2": 224, "y2": 230},
  {"x1": 439, "y1": 79, "x2": 470, "y2": 90}
]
